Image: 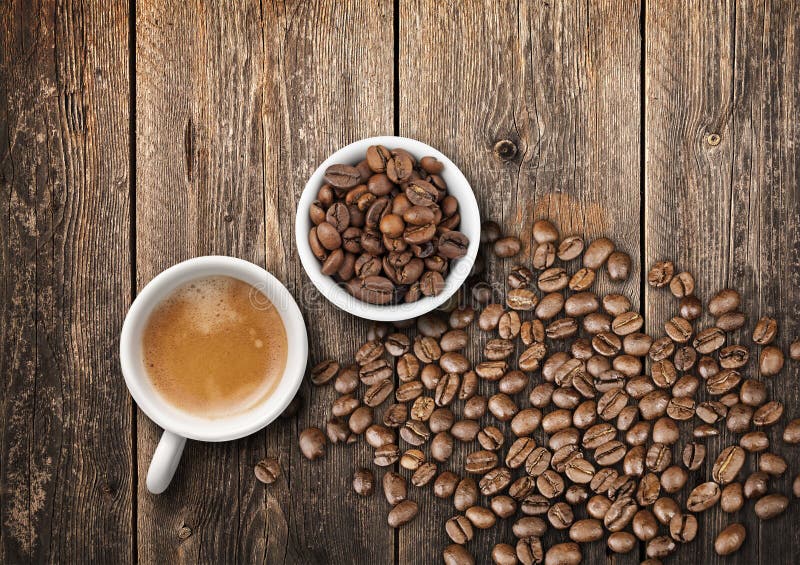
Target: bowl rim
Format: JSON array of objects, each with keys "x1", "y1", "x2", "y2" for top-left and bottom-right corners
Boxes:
[{"x1": 295, "y1": 136, "x2": 481, "y2": 321}]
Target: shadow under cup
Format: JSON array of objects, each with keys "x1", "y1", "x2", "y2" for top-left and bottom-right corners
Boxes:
[{"x1": 120, "y1": 256, "x2": 308, "y2": 443}]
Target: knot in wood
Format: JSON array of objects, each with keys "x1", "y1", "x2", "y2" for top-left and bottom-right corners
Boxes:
[
  {"x1": 493, "y1": 139, "x2": 518, "y2": 161},
  {"x1": 178, "y1": 525, "x2": 193, "y2": 540},
  {"x1": 707, "y1": 133, "x2": 721, "y2": 146}
]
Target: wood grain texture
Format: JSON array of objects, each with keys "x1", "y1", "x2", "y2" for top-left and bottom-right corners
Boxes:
[
  {"x1": 0, "y1": 0, "x2": 133, "y2": 562},
  {"x1": 260, "y1": 1, "x2": 395, "y2": 562},
  {"x1": 136, "y1": 1, "x2": 269, "y2": 562},
  {"x1": 646, "y1": 1, "x2": 800, "y2": 563},
  {"x1": 400, "y1": 1, "x2": 641, "y2": 562},
  {"x1": 136, "y1": 0, "x2": 394, "y2": 563}
]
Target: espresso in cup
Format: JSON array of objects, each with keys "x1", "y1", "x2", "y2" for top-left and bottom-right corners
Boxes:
[{"x1": 142, "y1": 275, "x2": 288, "y2": 418}]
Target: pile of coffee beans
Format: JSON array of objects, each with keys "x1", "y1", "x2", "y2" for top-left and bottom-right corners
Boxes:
[
  {"x1": 283, "y1": 217, "x2": 799, "y2": 564},
  {"x1": 306, "y1": 146, "x2": 470, "y2": 304}
]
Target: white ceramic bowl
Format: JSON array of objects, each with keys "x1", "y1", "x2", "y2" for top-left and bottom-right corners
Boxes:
[{"x1": 296, "y1": 136, "x2": 481, "y2": 321}]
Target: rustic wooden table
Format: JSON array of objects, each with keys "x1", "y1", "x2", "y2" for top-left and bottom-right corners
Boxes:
[{"x1": 2, "y1": 1, "x2": 800, "y2": 563}]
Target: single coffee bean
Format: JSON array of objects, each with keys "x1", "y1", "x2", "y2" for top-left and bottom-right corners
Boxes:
[
  {"x1": 708, "y1": 288, "x2": 741, "y2": 316},
  {"x1": 744, "y1": 472, "x2": 769, "y2": 499},
  {"x1": 607, "y1": 531, "x2": 636, "y2": 554},
  {"x1": 753, "y1": 400, "x2": 783, "y2": 427},
  {"x1": 753, "y1": 316, "x2": 778, "y2": 344},
  {"x1": 465, "y1": 505, "x2": 496, "y2": 529},
  {"x1": 349, "y1": 406, "x2": 373, "y2": 434},
  {"x1": 669, "y1": 271, "x2": 695, "y2": 297},
  {"x1": 517, "y1": 536, "x2": 544, "y2": 565},
  {"x1": 310, "y1": 359, "x2": 340, "y2": 385},
  {"x1": 632, "y1": 509, "x2": 659, "y2": 541},
  {"x1": 687, "y1": 482, "x2": 721, "y2": 512},
  {"x1": 374, "y1": 443, "x2": 400, "y2": 466},
  {"x1": 544, "y1": 543, "x2": 581, "y2": 565},
  {"x1": 783, "y1": 418, "x2": 800, "y2": 443},
  {"x1": 254, "y1": 457, "x2": 281, "y2": 484},
  {"x1": 648, "y1": 260, "x2": 674, "y2": 287},
  {"x1": 547, "y1": 501, "x2": 574, "y2": 529},
  {"x1": 324, "y1": 164, "x2": 361, "y2": 189},
  {"x1": 583, "y1": 237, "x2": 615, "y2": 269},
  {"x1": 759, "y1": 345, "x2": 785, "y2": 376},
  {"x1": 299, "y1": 427, "x2": 326, "y2": 460},
  {"x1": 646, "y1": 535, "x2": 676, "y2": 559},
  {"x1": 604, "y1": 496, "x2": 637, "y2": 532},
  {"x1": 759, "y1": 452, "x2": 787, "y2": 476},
  {"x1": 693, "y1": 326, "x2": 725, "y2": 354},
  {"x1": 569, "y1": 518, "x2": 603, "y2": 543},
  {"x1": 721, "y1": 482, "x2": 745, "y2": 513},
  {"x1": 754, "y1": 493, "x2": 788, "y2": 520},
  {"x1": 558, "y1": 235, "x2": 584, "y2": 261},
  {"x1": 587, "y1": 495, "x2": 612, "y2": 520},
  {"x1": 714, "y1": 523, "x2": 746, "y2": 556},
  {"x1": 383, "y1": 403, "x2": 408, "y2": 428},
  {"x1": 491, "y1": 544, "x2": 516, "y2": 565},
  {"x1": 387, "y1": 500, "x2": 418, "y2": 528},
  {"x1": 442, "y1": 544, "x2": 475, "y2": 565},
  {"x1": 445, "y1": 515, "x2": 474, "y2": 545},
  {"x1": 490, "y1": 495, "x2": 517, "y2": 519},
  {"x1": 740, "y1": 431, "x2": 769, "y2": 453},
  {"x1": 537, "y1": 470, "x2": 565, "y2": 499},
  {"x1": 488, "y1": 393, "x2": 519, "y2": 421},
  {"x1": 717, "y1": 310, "x2": 746, "y2": 331},
  {"x1": 479, "y1": 467, "x2": 512, "y2": 496},
  {"x1": 674, "y1": 299, "x2": 701, "y2": 326},
  {"x1": 712, "y1": 446, "x2": 746, "y2": 485},
  {"x1": 790, "y1": 339, "x2": 800, "y2": 360},
  {"x1": 352, "y1": 468, "x2": 374, "y2": 496},
  {"x1": 660, "y1": 465, "x2": 688, "y2": 494},
  {"x1": 653, "y1": 497, "x2": 680, "y2": 525},
  {"x1": 433, "y1": 471, "x2": 459, "y2": 499},
  {"x1": 494, "y1": 236, "x2": 522, "y2": 258},
  {"x1": 465, "y1": 450, "x2": 499, "y2": 474},
  {"x1": 607, "y1": 251, "x2": 631, "y2": 281}
]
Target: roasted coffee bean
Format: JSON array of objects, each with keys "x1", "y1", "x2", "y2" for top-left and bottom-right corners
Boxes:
[
  {"x1": 687, "y1": 482, "x2": 721, "y2": 512},
  {"x1": 349, "y1": 406, "x2": 374, "y2": 434},
  {"x1": 707, "y1": 368, "x2": 741, "y2": 395},
  {"x1": 653, "y1": 497, "x2": 680, "y2": 525},
  {"x1": 648, "y1": 261, "x2": 674, "y2": 287},
  {"x1": 639, "y1": 390, "x2": 670, "y2": 420},
  {"x1": 388, "y1": 500, "x2": 418, "y2": 528},
  {"x1": 383, "y1": 403, "x2": 408, "y2": 428},
  {"x1": 326, "y1": 417, "x2": 352, "y2": 444},
  {"x1": 537, "y1": 470, "x2": 565, "y2": 499},
  {"x1": 753, "y1": 400, "x2": 783, "y2": 427},
  {"x1": 445, "y1": 515, "x2": 474, "y2": 545},
  {"x1": 544, "y1": 543, "x2": 581, "y2": 565},
  {"x1": 636, "y1": 473, "x2": 661, "y2": 506},
  {"x1": 760, "y1": 345, "x2": 785, "y2": 376},
  {"x1": 649, "y1": 336, "x2": 675, "y2": 361},
  {"x1": 465, "y1": 505, "x2": 496, "y2": 529},
  {"x1": 557, "y1": 235, "x2": 584, "y2": 261},
  {"x1": 678, "y1": 294, "x2": 703, "y2": 320},
  {"x1": 607, "y1": 531, "x2": 637, "y2": 554},
  {"x1": 720, "y1": 482, "x2": 744, "y2": 513},
  {"x1": 254, "y1": 458, "x2": 281, "y2": 484},
  {"x1": 664, "y1": 316, "x2": 692, "y2": 343},
  {"x1": 607, "y1": 251, "x2": 631, "y2": 281},
  {"x1": 759, "y1": 452, "x2": 787, "y2": 476},
  {"x1": 583, "y1": 237, "x2": 615, "y2": 269},
  {"x1": 489, "y1": 495, "x2": 517, "y2": 520},
  {"x1": 714, "y1": 523, "x2": 746, "y2": 556},
  {"x1": 451, "y1": 419, "x2": 480, "y2": 442},
  {"x1": 516, "y1": 536, "x2": 544, "y2": 565},
  {"x1": 646, "y1": 535, "x2": 676, "y2": 559},
  {"x1": 604, "y1": 496, "x2": 638, "y2": 532},
  {"x1": 726, "y1": 403, "x2": 753, "y2": 433},
  {"x1": 587, "y1": 495, "x2": 612, "y2": 520},
  {"x1": 511, "y1": 518, "x2": 546, "y2": 543},
  {"x1": 693, "y1": 326, "x2": 725, "y2": 354},
  {"x1": 568, "y1": 268, "x2": 596, "y2": 291},
  {"x1": 374, "y1": 443, "x2": 401, "y2": 466},
  {"x1": 612, "y1": 311, "x2": 643, "y2": 336},
  {"x1": 352, "y1": 468, "x2": 374, "y2": 496},
  {"x1": 382, "y1": 472, "x2": 407, "y2": 505},
  {"x1": 660, "y1": 465, "x2": 688, "y2": 494},
  {"x1": 310, "y1": 359, "x2": 340, "y2": 385},
  {"x1": 712, "y1": 446, "x2": 746, "y2": 485},
  {"x1": 299, "y1": 427, "x2": 326, "y2": 460},
  {"x1": 565, "y1": 457, "x2": 596, "y2": 484},
  {"x1": 494, "y1": 236, "x2": 522, "y2": 258},
  {"x1": 744, "y1": 472, "x2": 769, "y2": 499},
  {"x1": 783, "y1": 418, "x2": 800, "y2": 443},
  {"x1": 428, "y1": 432, "x2": 453, "y2": 462},
  {"x1": 568, "y1": 518, "x2": 603, "y2": 543},
  {"x1": 547, "y1": 501, "x2": 574, "y2": 529},
  {"x1": 739, "y1": 431, "x2": 768, "y2": 453},
  {"x1": 708, "y1": 288, "x2": 740, "y2": 316},
  {"x1": 565, "y1": 292, "x2": 600, "y2": 317},
  {"x1": 489, "y1": 393, "x2": 519, "y2": 421},
  {"x1": 412, "y1": 462, "x2": 437, "y2": 487},
  {"x1": 682, "y1": 442, "x2": 706, "y2": 471},
  {"x1": 508, "y1": 476, "x2": 536, "y2": 502},
  {"x1": 465, "y1": 450, "x2": 499, "y2": 474},
  {"x1": 538, "y1": 267, "x2": 570, "y2": 292},
  {"x1": 754, "y1": 493, "x2": 788, "y2": 520},
  {"x1": 433, "y1": 471, "x2": 459, "y2": 499},
  {"x1": 669, "y1": 271, "x2": 695, "y2": 297},
  {"x1": 632, "y1": 509, "x2": 659, "y2": 541},
  {"x1": 443, "y1": 544, "x2": 475, "y2": 565},
  {"x1": 478, "y1": 426, "x2": 506, "y2": 451}
]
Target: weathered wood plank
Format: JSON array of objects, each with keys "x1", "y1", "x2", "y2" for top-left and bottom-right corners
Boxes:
[
  {"x1": 0, "y1": 0, "x2": 134, "y2": 562},
  {"x1": 646, "y1": 1, "x2": 800, "y2": 563},
  {"x1": 136, "y1": 0, "x2": 394, "y2": 563},
  {"x1": 260, "y1": 1, "x2": 395, "y2": 562},
  {"x1": 136, "y1": 1, "x2": 269, "y2": 562},
  {"x1": 400, "y1": 1, "x2": 642, "y2": 563}
]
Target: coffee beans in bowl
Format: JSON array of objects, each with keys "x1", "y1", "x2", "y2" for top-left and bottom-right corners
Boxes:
[{"x1": 296, "y1": 137, "x2": 480, "y2": 321}]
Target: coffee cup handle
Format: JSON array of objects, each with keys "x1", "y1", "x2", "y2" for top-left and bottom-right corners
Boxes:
[{"x1": 146, "y1": 430, "x2": 187, "y2": 494}]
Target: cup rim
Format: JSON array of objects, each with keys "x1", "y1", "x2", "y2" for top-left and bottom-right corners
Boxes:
[
  {"x1": 295, "y1": 136, "x2": 481, "y2": 321},
  {"x1": 120, "y1": 256, "x2": 307, "y2": 442}
]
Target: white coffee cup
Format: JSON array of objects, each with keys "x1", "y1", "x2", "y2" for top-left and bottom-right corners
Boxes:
[{"x1": 120, "y1": 256, "x2": 308, "y2": 494}]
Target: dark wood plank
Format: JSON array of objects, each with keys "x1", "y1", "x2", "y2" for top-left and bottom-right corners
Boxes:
[
  {"x1": 646, "y1": 1, "x2": 800, "y2": 563},
  {"x1": 136, "y1": 0, "x2": 394, "y2": 563},
  {"x1": 400, "y1": 1, "x2": 642, "y2": 563},
  {"x1": 0, "y1": 0, "x2": 134, "y2": 562}
]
